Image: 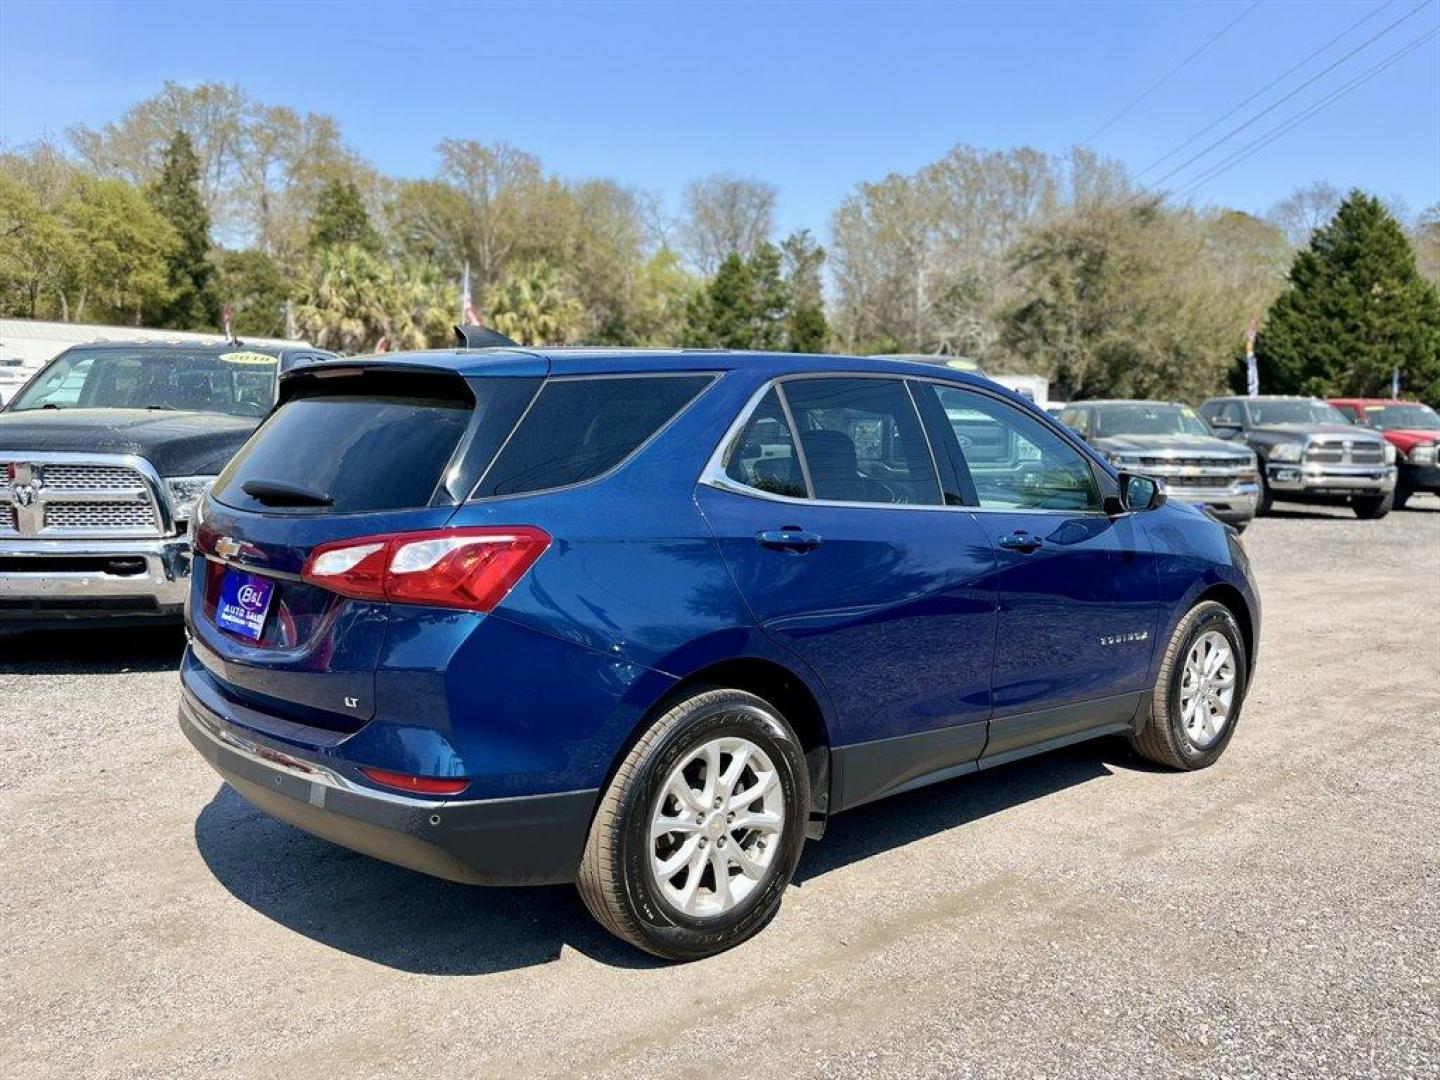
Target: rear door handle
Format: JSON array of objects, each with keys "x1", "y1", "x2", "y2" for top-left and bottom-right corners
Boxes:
[
  {"x1": 997, "y1": 531, "x2": 1043, "y2": 553},
  {"x1": 757, "y1": 527, "x2": 823, "y2": 552}
]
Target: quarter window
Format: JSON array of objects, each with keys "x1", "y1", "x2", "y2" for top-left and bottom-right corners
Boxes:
[
  {"x1": 928, "y1": 385, "x2": 1100, "y2": 511},
  {"x1": 722, "y1": 388, "x2": 807, "y2": 499},
  {"x1": 475, "y1": 375, "x2": 711, "y2": 498},
  {"x1": 781, "y1": 378, "x2": 942, "y2": 506}
]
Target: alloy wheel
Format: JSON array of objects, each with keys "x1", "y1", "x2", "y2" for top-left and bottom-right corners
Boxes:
[
  {"x1": 1179, "y1": 630, "x2": 1236, "y2": 749},
  {"x1": 649, "y1": 735, "x2": 786, "y2": 918}
]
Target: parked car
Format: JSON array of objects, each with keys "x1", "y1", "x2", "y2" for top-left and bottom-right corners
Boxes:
[
  {"x1": 1328, "y1": 398, "x2": 1440, "y2": 510},
  {"x1": 1058, "y1": 400, "x2": 1259, "y2": 530},
  {"x1": 180, "y1": 347, "x2": 1260, "y2": 960},
  {"x1": 1197, "y1": 395, "x2": 1397, "y2": 519},
  {"x1": 0, "y1": 339, "x2": 332, "y2": 629}
]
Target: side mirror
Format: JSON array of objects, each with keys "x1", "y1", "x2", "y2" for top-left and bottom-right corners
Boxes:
[
  {"x1": 1209, "y1": 418, "x2": 1241, "y2": 437},
  {"x1": 1115, "y1": 471, "x2": 1166, "y2": 513}
]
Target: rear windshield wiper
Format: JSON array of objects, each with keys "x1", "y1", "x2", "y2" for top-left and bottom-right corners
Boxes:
[{"x1": 241, "y1": 478, "x2": 334, "y2": 507}]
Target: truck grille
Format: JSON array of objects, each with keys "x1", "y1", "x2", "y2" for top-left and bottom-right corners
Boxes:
[
  {"x1": 1306, "y1": 440, "x2": 1384, "y2": 465},
  {"x1": 38, "y1": 464, "x2": 146, "y2": 490},
  {"x1": 0, "y1": 455, "x2": 168, "y2": 538},
  {"x1": 44, "y1": 503, "x2": 159, "y2": 530},
  {"x1": 1131, "y1": 455, "x2": 1252, "y2": 489}
]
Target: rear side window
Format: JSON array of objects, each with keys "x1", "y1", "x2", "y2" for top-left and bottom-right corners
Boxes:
[
  {"x1": 781, "y1": 377, "x2": 941, "y2": 506},
  {"x1": 214, "y1": 393, "x2": 471, "y2": 513},
  {"x1": 723, "y1": 388, "x2": 807, "y2": 499},
  {"x1": 474, "y1": 375, "x2": 711, "y2": 498}
]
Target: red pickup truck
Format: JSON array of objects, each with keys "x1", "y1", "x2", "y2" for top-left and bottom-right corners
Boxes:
[{"x1": 1330, "y1": 398, "x2": 1440, "y2": 510}]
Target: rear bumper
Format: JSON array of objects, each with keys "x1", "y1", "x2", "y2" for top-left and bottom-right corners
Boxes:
[
  {"x1": 179, "y1": 692, "x2": 598, "y2": 886},
  {"x1": 1267, "y1": 462, "x2": 1396, "y2": 497},
  {"x1": 0, "y1": 535, "x2": 190, "y2": 625}
]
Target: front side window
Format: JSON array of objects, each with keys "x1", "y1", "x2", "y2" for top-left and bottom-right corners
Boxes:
[
  {"x1": 11, "y1": 348, "x2": 277, "y2": 418},
  {"x1": 781, "y1": 377, "x2": 941, "y2": 506},
  {"x1": 722, "y1": 388, "x2": 807, "y2": 499},
  {"x1": 1246, "y1": 399, "x2": 1348, "y2": 426},
  {"x1": 928, "y1": 385, "x2": 1100, "y2": 511},
  {"x1": 1059, "y1": 407, "x2": 1090, "y2": 437},
  {"x1": 475, "y1": 375, "x2": 711, "y2": 498}
]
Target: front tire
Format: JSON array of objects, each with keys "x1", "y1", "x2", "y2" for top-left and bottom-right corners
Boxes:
[
  {"x1": 577, "y1": 687, "x2": 809, "y2": 960},
  {"x1": 1352, "y1": 490, "x2": 1394, "y2": 519},
  {"x1": 1130, "y1": 600, "x2": 1248, "y2": 770}
]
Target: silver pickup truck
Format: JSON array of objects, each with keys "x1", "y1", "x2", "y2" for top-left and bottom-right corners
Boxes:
[
  {"x1": 1058, "y1": 400, "x2": 1260, "y2": 529},
  {"x1": 1197, "y1": 395, "x2": 1397, "y2": 520},
  {"x1": 1, "y1": 339, "x2": 330, "y2": 630}
]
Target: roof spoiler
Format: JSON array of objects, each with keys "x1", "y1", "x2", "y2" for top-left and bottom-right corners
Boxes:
[{"x1": 454, "y1": 324, "x2": 519, "y2": 349}]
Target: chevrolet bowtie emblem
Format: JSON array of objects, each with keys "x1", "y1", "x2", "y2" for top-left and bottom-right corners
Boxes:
[{"x1": 215, "y1": 536, "x2": 243, "y2": 559}]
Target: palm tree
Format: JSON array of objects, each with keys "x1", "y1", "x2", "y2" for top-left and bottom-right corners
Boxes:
[{"x1": 484, "y1": 261, "x2": 582, "y2": 345}]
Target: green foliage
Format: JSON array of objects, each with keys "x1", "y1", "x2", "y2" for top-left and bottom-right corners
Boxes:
[
  {"x1": 1255, "y1": 192, "x2": 1440, "y2": 406},
  {"x1": 212, "y1": 249, "x2": 291, "y2": 337},
  {"x1": 309, "y1": 180, "x2": 380, "y2": 252},
  {"x1": 484, "y1": 261, "x2": 583, "y2": 345},
  {"x1": 145, "y1": 131, "x2": 218, "y2": 329},
  {"x1": 685, "y1": 245, "x2": 788, "y2": 350},
  {"x1": 781, "y1": 229, "x2": 828, "y2": 352},
  {"x1": 294, "y1": 244, "x2": 455, "y2": 353},
  {"x1": 1000, "y1": 201, "x2": 1283, "y2": 402}
]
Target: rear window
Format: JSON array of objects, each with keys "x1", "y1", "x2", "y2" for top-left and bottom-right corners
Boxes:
[
  {"x1": 473, "y1": 375, "x2": 711, "y2": 498},
  {"x1": 214, "y1": 392, "x2": 471, "y2": 514}
]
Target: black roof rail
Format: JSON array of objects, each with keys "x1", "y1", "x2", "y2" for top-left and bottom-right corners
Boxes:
[{"x1": 454, "y1": 324, "x2": 519, "y2": 349}]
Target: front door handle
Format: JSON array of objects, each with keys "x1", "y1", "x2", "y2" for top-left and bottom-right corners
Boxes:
[
  {"x1": 757, "y1": 527, "x2": 822, "y2": 552},
  {"x1": 997, "y1": 531, "x2": 1043, "y2": 553}
]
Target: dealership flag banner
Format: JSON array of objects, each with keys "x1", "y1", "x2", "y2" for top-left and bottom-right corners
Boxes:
[
  {"x1": 1245, "y1": 317, "x2": 1259, "y2": 398},
  {"x1": 1392, "y1": 367, "x2": 1401, "y2": 398}
]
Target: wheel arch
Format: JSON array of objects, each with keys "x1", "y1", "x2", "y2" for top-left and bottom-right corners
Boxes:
[
  {"x1": 606, "y1": 652, "x2": 836, "y2": 839},
  {"x1": 1195, "y1": 581, "x2": 1256, "y2": 669}
]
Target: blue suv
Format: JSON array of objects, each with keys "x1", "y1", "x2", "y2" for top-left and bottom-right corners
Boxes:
[{"x1": 179, "y1": 347, "x2": 1260, "y2": 959}]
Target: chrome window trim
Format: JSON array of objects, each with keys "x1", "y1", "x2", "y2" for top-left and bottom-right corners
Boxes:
[
  {"x1": 0, "y1": 449, "x2": 176, "y2": 538},
  {"x1": 465, "y1": 371, "x2": 721, "y2": 503},
  {"x1": 699, "y1": 373, "x2": 1113, "y2": 518}
]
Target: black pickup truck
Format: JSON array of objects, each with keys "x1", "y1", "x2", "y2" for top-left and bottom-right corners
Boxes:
[{"x1": 0, "y1": 339, "x2": 332, "y2": 629}]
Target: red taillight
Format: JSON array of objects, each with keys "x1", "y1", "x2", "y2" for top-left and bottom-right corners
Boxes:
[
  {"x1": 360, "y1": 767, "x2": 470, "y2": 796},
  {"x1": 301, "y1": 527, "x2": 550, "y2": 611}
]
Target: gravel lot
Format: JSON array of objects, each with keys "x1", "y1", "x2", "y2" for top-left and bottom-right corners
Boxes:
[{"x1": 2, "y1": 496, "x2": 1438, "y2": 1079}]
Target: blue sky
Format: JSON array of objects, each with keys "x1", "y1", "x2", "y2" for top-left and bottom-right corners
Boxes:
[{"x1": 1, "y1": 0, "x2": 1436, "y2": 237}]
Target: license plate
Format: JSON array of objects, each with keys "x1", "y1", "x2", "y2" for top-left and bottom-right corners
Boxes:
[{"x1": 215, "y1": 569, "x2": 275, "y2": 641}]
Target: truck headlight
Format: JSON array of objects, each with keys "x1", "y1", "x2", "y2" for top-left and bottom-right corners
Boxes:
[
  {"x1": 1411, "y1": 444, "x2": 1437, "y2": 465},
  {"x1": 1270, "y1": 443, "x2": 1302, "y2": 463},
  {"x1": 165, "y1": 476, "x2": 216, "y2": 524},
  {"x1": 1382, "y1": 441, "x2": 1397, "y2": 465}
]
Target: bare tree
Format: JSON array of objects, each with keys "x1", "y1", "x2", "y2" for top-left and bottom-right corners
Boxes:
[
  {"x1": 680, "y1": 174, "x2": 776, "y2": 275},
  {"x1": 1266, "y1": 181, "x2": 1342, "y2": 248}
]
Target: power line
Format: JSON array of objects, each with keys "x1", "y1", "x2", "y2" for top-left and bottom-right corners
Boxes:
[
  {"x1": 1084, "y1": 0, "x2": 1264, "y2": 144},
  {"x1": 1135, "y1": 0, "x2": 1396, "y2": 180},
  {"x1": 1169, "y1": 26, "x2": 1440, "y2": 201},
  {"x1": 1143, "y1": 0, "x2": 1434, "y2": 194}
]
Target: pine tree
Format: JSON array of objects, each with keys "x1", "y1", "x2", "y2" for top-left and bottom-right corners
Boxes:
[
  {"x1": 145, "y1": 131, "x2": 217, "y2": 330},
  {"x1": 1254, "y1": 191, "x2": 1440, "y2": 405},
  {"x1": 781, "y1": 229, "x2": 828, "y2": 353},
  {"x1": 309, "y1": 181, "x2": 381, "y2": 253}
]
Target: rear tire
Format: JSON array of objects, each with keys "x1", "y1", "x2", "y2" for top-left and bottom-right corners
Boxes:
[
  {"x1": 1130, "y1": 600, "x2": 1248, "y2": 771},
  {"x1": 1352, "y1": 490, "x2": 1393, "y2": 519},
  {"x1": 1394, "y1": 477, "x2": 1412, "y2": 511},
  {"x1": 577, "y1": 687, "x2": 809, "y2": 961}
]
